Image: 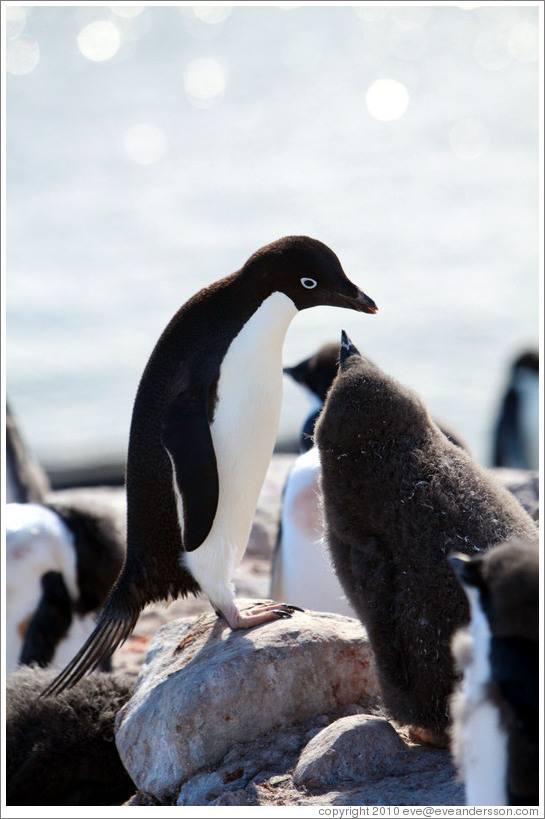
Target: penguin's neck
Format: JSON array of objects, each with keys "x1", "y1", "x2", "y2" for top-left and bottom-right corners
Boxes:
[{"x1": 229, "y1": 290, "x2": 298, "y2": 364}]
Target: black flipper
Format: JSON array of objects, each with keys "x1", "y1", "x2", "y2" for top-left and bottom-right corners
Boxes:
[
  {"x1": 40, "y1": 597, "x2": 139, "y2": 697},
  {"x1": 160, "y1": 390, "x2": 219, "y2": 552}
]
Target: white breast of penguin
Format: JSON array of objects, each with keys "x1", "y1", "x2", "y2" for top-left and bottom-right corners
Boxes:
[{"x1": 183, "y1": 292, "x2": 298, "y2": 582}]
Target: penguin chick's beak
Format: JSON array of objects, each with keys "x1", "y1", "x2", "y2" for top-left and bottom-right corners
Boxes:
[{"x1": 336, "y1": 288, "x2": 378, "y2": 315}]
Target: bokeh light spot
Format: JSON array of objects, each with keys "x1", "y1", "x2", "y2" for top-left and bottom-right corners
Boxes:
[
  {"x1": 183, "y1": 57, "x2": 226, "y2": 108},
  {"x1": 366, "y1": 79, "x2": 409, "y2": 122},
  {"x1": 77, "y1": 21, "x2": 121, "y2": 62},
  {"x1": 123, "y1": 123, "x2": 167, "y2": 165},
  {"x1": 449, "y1": 119, "x2": 490, "y2": 160},
  {"x1": 391, "y1": 6, "x2": 431, "y2": 29},
  {"x1": 110, "y1": 6, "x2": 145, "y2": 18},
  {"x1": 191, "y1": 6, "x2": 232, "y2": 25},
  {"x1": 181, "y1": 6, "x2": 232, "y2": 40},
  {"x1": 7, "y1": 36, "x2": 40, "y2": 75}
]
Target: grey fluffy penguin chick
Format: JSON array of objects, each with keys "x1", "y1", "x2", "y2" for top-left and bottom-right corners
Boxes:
[
  {"x1": 315, "y1": 332, "x2": 538, "y2": 740},
  {"x1": 449, "y1": 538, "x2": 539, "y2": 807},
  {"x1": 6, "y1": 665, "x2": 136, "y2": 806}
]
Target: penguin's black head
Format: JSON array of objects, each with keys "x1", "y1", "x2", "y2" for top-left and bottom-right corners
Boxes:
[
  {"x1": 244, "y1": 236, "x2": 378, "y2": 315},
  {"x1": 512, "y1": 350, "x2": 539, "y2": 376},
  {"x1": 449, "y1": 538, "x2": 539, "y2": 641}
]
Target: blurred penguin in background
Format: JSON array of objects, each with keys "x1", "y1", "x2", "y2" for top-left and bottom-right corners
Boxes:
[
  {"x1": 450, "y1": 537, "x2": 539, "y2": 807},
  {"x1": 271, "y1": 342, "x2": 355, "y2": 616},
  {"x1": 283, "y1": 342, "x2": 340, "y2": 453},
  {"x1": 6, "y1": 500, "x2": 126, "y2": 675},
  {"x1": 6, "y1": 403, "x2": 50, "y2": 504},
  {"x1": 270, "y1": 444, "x2": 356, "y2": 617},
  {"x1": 493, "y1": 350, "x2": 539, "y2": 470},
  {"x1": 5, "y1": 403, "x2": 126, "y2": 674}
]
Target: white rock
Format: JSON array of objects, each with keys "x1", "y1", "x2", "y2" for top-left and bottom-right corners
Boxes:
[
  {"x1": 115, "y1": 605, "x2": 377, "y2": 800},
  {"x1": 293, "y1": 714, "x2": 408, "y2": 789},
  {"x1": 177, "y1": 771, "x2": 223, "y2": 806}
]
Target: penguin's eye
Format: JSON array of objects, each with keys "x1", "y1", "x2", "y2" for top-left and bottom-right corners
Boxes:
[{"x1": 300, "y1": 277, "x2": 317, "y2": 289}]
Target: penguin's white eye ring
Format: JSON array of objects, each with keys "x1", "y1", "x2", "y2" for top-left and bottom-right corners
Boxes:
[{"x1": 301, "y1": 277, "x2": 317, "y2": 289}]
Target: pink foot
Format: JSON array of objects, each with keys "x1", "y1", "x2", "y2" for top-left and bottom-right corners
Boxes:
[{"x1": 220, "y1": 601, "x2": 302, "y2": 629}]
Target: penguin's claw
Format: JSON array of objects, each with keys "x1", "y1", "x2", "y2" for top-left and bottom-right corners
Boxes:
[{"x1": 256, "y1": 601, "x2": 304, "y2": 613}]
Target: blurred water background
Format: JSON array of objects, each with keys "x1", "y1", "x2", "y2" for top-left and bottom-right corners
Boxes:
[{"x1": 5, "y1": 2, "x2": 541, "y2": 480}]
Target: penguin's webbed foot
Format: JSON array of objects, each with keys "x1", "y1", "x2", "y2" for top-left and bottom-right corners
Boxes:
[{"x1": 222, "y1": 601, "x2": 303, "y2": 629}]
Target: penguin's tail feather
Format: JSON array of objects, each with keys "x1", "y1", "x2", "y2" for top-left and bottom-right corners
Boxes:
[{"x1": 40, "y1": 603, "x2": 140, "y2": 697}]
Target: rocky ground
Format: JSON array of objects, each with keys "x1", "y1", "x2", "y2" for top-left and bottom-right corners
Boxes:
[
  {"x1": 47, "y1": 455, "x2": 538, "y2": 808},
  {"x1": 116, "y1": 609, "x2": 464, "y2": 807}
]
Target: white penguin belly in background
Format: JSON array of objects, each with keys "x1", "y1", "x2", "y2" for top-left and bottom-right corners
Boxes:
[{"x1": 271, "y1": 446, "x2": 356, "y2": 618}]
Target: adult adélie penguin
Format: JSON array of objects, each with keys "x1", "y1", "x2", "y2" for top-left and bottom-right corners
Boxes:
[{"x1": 43, "y1": 235, "x2": 378, "y2": 695}]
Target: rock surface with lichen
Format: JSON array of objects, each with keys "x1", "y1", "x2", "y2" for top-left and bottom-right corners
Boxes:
[{"x1": 115, "y1": 607, "x2": 379, "y2": 801}]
